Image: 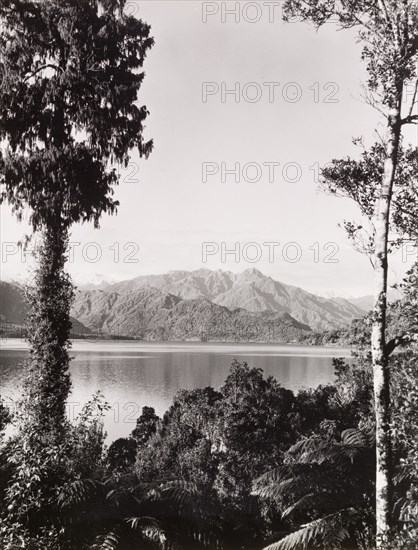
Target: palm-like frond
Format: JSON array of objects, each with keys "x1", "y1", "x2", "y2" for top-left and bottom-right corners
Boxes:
[
  {"x1": 127, "y1": 516, "x2": 169, "y2": 547},
  {"x1": 184, "y1": 524, "x2": 224, "y2": 549},
  {"x1": 287, "y1": 431, "x2": 373, "y2": 466},
  {"x1": 57, "y1": 478, "x2": 104, "y2": 508},
  {"x1": 253, "y1": 464, "x2": 345, "y2": 502},
  {"x1": 128, "y1": 479, "x2": 218, "y2": 522},
  {"x1": 262, "y1": 508, "x2": 359, "y2": 550},
  {"x1": 160, "y1": 480, "x2": 213, "y2": 516},
  {"x1": 341, "y1": 428, "x2": 375, "y2": 448},
  {"x1": 55, "y1": 475, "x2": 222, "y2": 549},
  {"x1": 104, "y1": 478, "x2": 223, "y2": 549},
  {"x1": 91, "y1": 529, "x2": 121, "y2": 550},
  {"x1": 254, "y1": 428, "x2": 374, "y2": 550},
  {"x1": 282, "y1": 492, "x2": 330, "y2": 519},
  {"x1": 254, "y1": 464, "x2": 314, "y2": 490},
  {"x1": 287, "y1": 438, "x2": 339, "y2": 463}
]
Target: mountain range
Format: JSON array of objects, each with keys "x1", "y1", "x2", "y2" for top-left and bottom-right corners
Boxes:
[
  {"x1": 99, "y1": 268, "x2": 367, "y2": 330},
  {"x1": 71, "y1": 286, "x2": 312, "y2": 342},
  {"x1": 0, "y1": 269, "x2": 369, "y2": 343}
]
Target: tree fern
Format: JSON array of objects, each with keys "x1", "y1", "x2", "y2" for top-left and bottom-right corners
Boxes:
[
  {"x1": 262, "y1": 508, "x2": 358, "y2": 550},
  {"x1": 253, "y1": 464, "x2": 346, "y2": 502},
  {"x1": 254, "y1": 427, "x2": 375, "y2": 549},
  {"x1": 57, "y1": 478, "x2": 104, "y2": 508}
]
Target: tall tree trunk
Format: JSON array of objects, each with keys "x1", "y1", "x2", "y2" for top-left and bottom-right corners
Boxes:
[
  {"x1": 24, "y1": 221, "x2": 74, "y2": 441},
  {"x1": 371, "y1": 95, "x2": 402, "y2": 548},
  {"x1": 4, "y1": 223, "x2": 74, "y2": 537}
]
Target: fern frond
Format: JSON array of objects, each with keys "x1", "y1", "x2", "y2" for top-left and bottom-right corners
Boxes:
[
  {"x1": 341, "y1": 428, "x2": 374, "y2": 448},
  {"x1": 262, "y1": 508, "x2": 358, "y2": 550},
  {"x1": 254, "y1": 464, "x2": 344, "y2": 501},
  {"x1": 185, "y1": 525, "x2": 224, "y2": 549},
  {"x1": 394, "y1": 497, "x2": 418, "y2": 522},
  {"x1": 127, "y1": 516, "x2": 168, "y2": 547},
  {"x1": 286, "y1": 430, "x2": 374, "y2": 466},
  {"x1": 254, "y1": 464, "x2": 312, "y2": 490},
  {"x1": 57, "y1": 478, "x2": 103, "y2": 508},
  {"x1": 287, "y1": 438, "x2": 347, "y2": 466},
  {"x1": 253, "y1": 477, "x2": 295, "y2": 500},
  {"x1": 91, "y1": 529, "x2": 120, "y2": 550},
  {"x1": 132, "y1": 480, "x2": 215, "y2": 521},
  {"x1": 159, "y1": 480, "x2": 202, "y2": 502},
  {"x1": 281, "y1": 493, "x2": 319, "y2": 518}
]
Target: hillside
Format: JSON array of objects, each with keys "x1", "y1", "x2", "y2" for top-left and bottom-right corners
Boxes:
[
  {"x1": 0, "y1": 281, "x2": 90, "y2": 337},
  {"x1": 71, "y1": 287, "x2": 312, "y2": 342},
  {"x1": 1, "y1": 267, "x2": 368, "y2": 342},
  {"x1": 105, "y1": 268, "x2": 366, "y2": 330}
]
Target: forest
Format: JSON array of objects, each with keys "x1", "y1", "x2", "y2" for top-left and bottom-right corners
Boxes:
[
  {"x1": 1, "y1": 285, "x2": 418, "y2": 549},
  {"x1": 0, "y1": 0, "x2": 417, "y2": 549}
]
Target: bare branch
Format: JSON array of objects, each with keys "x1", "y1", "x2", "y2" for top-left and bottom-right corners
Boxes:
[
  {"x1": 23, "y1": 64, "x2": 63, "y2": 83},
  {"x1": 359, "y1": 84, "x2": 389, "y2": 120},
  {"x1": 400, "y1": 114, "x2": 418, "y2": 125}
]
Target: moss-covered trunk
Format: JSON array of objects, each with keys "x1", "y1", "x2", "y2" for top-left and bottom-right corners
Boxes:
[{"x1": 24, "y1": 223, "x2": 74, "y2": 440}]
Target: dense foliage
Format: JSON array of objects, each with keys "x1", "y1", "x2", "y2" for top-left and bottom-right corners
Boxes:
[
  {"x1": 0, "y1": 270, "x2": 417, "y2": 549},
  {"x1": 2, "y1": 346, "x2": 417, "y2": 549},
  {"x1": 0, "y1": 1, "x2": 416, "y2": 549}
]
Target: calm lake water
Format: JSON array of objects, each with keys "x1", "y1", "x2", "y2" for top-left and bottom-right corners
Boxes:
[{"x1": 0, "y1": 339, "x2": 350, "y2": 442}]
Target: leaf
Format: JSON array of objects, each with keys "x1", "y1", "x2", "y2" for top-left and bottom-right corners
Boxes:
[
  {"x1": 341, "y1": 428, "x2": 374, "y2": 448},
  {"x1": 92, "y1": 530, "x2": 120, "y2": 550},
  {"x1": 262, "y1": 508, "x2": 358, "y2": 550},
  {"x1": 57, "y1": 478, "x2": 103, "y2": 508}
]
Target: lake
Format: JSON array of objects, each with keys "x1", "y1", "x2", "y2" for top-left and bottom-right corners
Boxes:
[{"x1": 0, "y1": 339, "x2": 351, "y2": 442}]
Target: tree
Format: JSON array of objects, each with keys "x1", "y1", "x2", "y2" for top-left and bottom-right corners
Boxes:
[
  {"x1": 254, "y1": 426, "x2": 376, "y2": 550},
  {"x1": 58, "y1": 476, "x2": 222, "y2": 550},
  {"x1": 281, "y1": 1, "x2": 418, "y2": 544},
  {"x1": 132, "y1": 406, "x2": 160, "y2": 446},
  {"x1": 0, "y1": 0, "x2": 153, "y2": 543}
]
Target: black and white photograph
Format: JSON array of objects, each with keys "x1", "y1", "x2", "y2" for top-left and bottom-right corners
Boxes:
[{"x1": 0, "y1": 1, "x2": 417, "y2": 549}]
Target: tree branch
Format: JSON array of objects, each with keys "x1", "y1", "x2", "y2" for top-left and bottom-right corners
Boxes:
[
  {"x1": 23, "y1": 64, "x2": 63, "y2": 83},
  {"x1": 400, "y1": 114, "x2": 418, "y2": 125},
  {"x1": 404, "y1": 78, "x2": 418, "y2": 119},
  {"x1": 386, "y1": 332, "x2": 417, "y2": 356}
]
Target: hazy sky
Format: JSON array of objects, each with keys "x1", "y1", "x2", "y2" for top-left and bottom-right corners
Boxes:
[{"x1": 1, "y1": 1, "x2": 416, "y2": 296}]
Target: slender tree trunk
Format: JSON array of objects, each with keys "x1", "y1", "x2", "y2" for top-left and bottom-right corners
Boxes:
[{"x1": 371, "y1": 95, "x2": 402, "y2": 548}]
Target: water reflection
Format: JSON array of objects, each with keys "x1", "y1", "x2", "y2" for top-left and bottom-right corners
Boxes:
[{"x1": 0, "y1": 340, "x2": 350, "y2": 441}]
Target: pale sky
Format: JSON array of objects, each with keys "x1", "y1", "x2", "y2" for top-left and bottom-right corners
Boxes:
[{"x1": 0, "y1": 1, "x2": 416, "y2": 297}]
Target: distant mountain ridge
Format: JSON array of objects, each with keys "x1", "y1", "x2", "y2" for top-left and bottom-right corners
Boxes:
[
  {"x1": 1, "y1": 269, "x2": 368, "y2": 342},
  {"x1": 0, "y1": 279, "x2": 312, "y2": 343},
  {"x1": 71, "y1": 287, "x2": 312, "y2": 342},
  {"x1": 104, "y1": 268, "x2": 366, "y2": 330}
]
